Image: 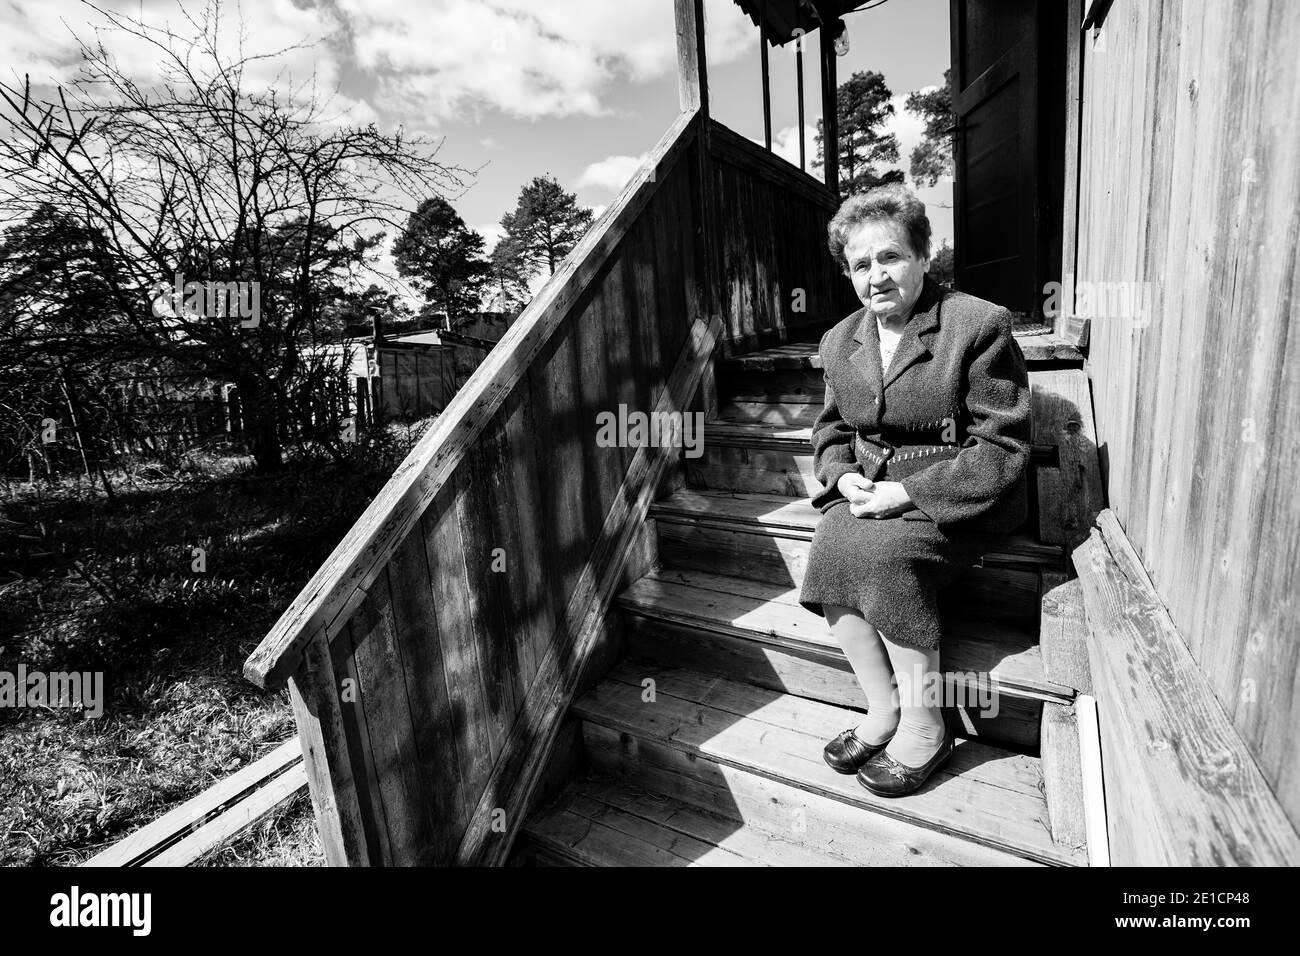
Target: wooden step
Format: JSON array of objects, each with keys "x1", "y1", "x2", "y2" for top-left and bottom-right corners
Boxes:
[
  {"x1": 619, "y1": 568, "x2": 1071, "y2": 704},
  {"x1": 718, "y1": 341, "x2": 823, "y2": 372},
  {"x1": 617, "y1": 567, "x2": 1069, "y2": 749},
  {"x1": 717, "y1": 330, "x2": 1082, "y2": 371},
  {"x1": 650, "y1": 490, "x2": 1046, "y2": 625},
  {"x1": 520, "y1": 758, "x2": 1040, "y2": 867},
  {"x1": 689, "y1": 421, "x2": 819, "y2": 496},
  {"x1": 716, "y1": 364, "x2": 825, "y2": 406},
  {"x1": 690, "y1": 422, "x2": 1057, "y2": 498},
  {"x1": 571, "y1": 661, "x2": 1086, "y2": 866},
  {"x1": 651, "y1": 489, "x2": 1066, "y2": 573}
]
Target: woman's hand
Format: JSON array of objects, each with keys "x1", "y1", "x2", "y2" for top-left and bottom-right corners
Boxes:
[
  {"x1": 838, "y1": 474, "x2": 915, "y2": 519},
  {"x1": 837, "y1": 472, "x2": 875, "y2": 507}
]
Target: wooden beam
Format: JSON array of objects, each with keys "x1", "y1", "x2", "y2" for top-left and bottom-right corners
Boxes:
[
  {"x1": 83, "y1": 737, "x2": 304, "y2": 867},
  {"x1": 1072, "y1": 511, "x2": 1300, "y2": 865},
  {"x1": 675, "y1": 0, "x2": 708, "y2": 116},
  {"x1": 819, "y1": 25, "x2": 839, "y2": 195},
  {"x1": 760, "y1": 11, "x2": 772, "y2": 150},
  {"x1": 796, "y1": 41, "x2": 806, "y2": 170},
  {"x1": 1038, "y1": 572, "x2": 1092, "y2": 694},
  {"x1": 243, "y1": 111, "x2": 700, "y2": 692},
  {"x1": 1058, "y1": 0, "x2": 1087, "y2": 345}
]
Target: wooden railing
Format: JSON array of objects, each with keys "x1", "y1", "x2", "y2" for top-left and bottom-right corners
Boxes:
[
  {"x1": 243, "y1": 109, "x2": 720, "y2": 865},
  {"x1": 706, "y1": 120, "x2": 857, "y2": 355},
  {"x1": 242, "y1": 107, "x2": 853, "y2": 865}
]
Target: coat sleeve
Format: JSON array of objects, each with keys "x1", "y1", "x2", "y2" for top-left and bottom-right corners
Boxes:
[
  {"x1": 899, "y1": 307, "x2": 1031, "y2": 527},
  {"x1": 809, "y1": 369, "x2": 864, "y2": 513}
]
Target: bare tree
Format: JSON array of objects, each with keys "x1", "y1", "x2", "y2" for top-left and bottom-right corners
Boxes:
[{"x1": 0, "y1": 0, "x2": 471, "y2": 471}]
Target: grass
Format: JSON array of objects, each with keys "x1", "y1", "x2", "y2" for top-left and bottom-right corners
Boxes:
[{"x1": 0, "y1": 424, "x2": 432, "y2": 866}]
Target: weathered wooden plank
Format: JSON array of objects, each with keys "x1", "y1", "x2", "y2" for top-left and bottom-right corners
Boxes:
[
  {"x1": 83, "y1": 737, "x2": 304, "y2": 867},
  {"x1": 420, "y1": 485, "x2": 496, "y2": 812},
  {"x1": 529, "y1": 325, "x2": 590, "y2": 604},
  {"x1": 455, "y1": 416, "x2": 524, "y2": 743},
  {"x1": 1038, "y1": 572, "x2": 1092, "y2": 694},
  {"x1": 288, "y1": 632, "x2": 369, "y2": 867},
  {"x1": 384, "y1": 529, "x2": 466, "y2": 864},
  {"x1": 500, "y1": 384, "x2": 559, "y2": 698},
  {"x1": 1056, "y1": 0, "x2": 1085, "y2": 346},
  {"x1": 718, "y1": 365, "x2": 825, "y2": 404},
  {"x1": 581, "y1": 726, "x2": 1042, "y2": 867},
  {"x1": 716, "y1": 400, "x2": 822, "y2": 426},
  {"x1": 147, "y1": 763, "x2": 308, "y2": 867},
  {"x1": 1039, "y1": 701, "x2": 1088, "y2": 853},
  {"x1": 624, "y1": 213, "x2": 662, "y2": 420},
  {"x1": 1030, "y1": 368, "x2": 1103, "y2": 549},
  {"x1": 347, "y1": 574, "x2": 431, "y2": 864},
  {"x1": 328, "y1": 618, "x2": 391, "y2": 864},
  {"x1": 1071, "y1": 512, "x2": 1300, "y2": 865}
]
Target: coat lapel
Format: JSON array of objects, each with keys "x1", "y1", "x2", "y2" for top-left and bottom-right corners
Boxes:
[
  {"x1": 881, "y1": 275, "x2": 943, "y2": 390},
  {"x1": 849, "y1": 306, "x2": 884, "y2": 402}
]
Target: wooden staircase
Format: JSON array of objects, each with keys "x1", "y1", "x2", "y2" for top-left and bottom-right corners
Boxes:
[{"x1": 510, "y1": 333, "x2": 1094, "y2": 867}]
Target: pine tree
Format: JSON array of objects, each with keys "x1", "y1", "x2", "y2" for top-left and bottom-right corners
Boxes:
[
  {"x1": 393, "y1": 197, "x2": 489, "y2": 329},
  {"x1": 500, "y1": 176, "x2": 594, "y2": 278},
  {"x1": 905, "y1": 69, "x2": 955, "y2": 188},
  {"x1": 816, "y1": 70, "x2": 903, "y2": 194}
]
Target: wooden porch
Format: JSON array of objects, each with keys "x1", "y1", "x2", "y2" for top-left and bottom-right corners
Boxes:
[{"x1": 241, "y1": 0, "x2": 1300, "y2": 867}]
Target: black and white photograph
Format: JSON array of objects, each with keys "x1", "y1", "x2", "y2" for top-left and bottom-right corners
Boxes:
[{"x1": 0, "y1": 0, "x2": 1294, "y2": 923}]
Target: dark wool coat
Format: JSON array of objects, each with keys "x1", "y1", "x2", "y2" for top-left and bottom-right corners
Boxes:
[{"x1": 797, "y1": 275, "x2": 1032, "y2": 649}]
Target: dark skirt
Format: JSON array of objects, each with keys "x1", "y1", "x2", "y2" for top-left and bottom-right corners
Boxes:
[{"x1": 798, "y1": 501, "x2": 1002, "y2": 650}]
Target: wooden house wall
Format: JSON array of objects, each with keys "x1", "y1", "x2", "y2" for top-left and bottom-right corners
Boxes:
[{"x1": 1076, "y1": 0, "x2": 1300, "y2": 831}]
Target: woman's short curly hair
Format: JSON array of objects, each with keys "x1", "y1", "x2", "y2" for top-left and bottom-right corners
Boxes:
[{"x1": 827, "y1": 184, "x2": 932, "y2": 274}]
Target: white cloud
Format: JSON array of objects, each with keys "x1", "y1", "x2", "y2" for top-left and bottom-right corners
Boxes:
[
  {"x1": 335, "y1": 0, "x2": 754, "y2": 125},
  {"x1": 576, "y1": 154, "x2": 646, "y2": 193},
  {"x1": 476, "y1": 222, "x2": 506, "y2": 249},
  {"x1": 4, "y1": 0, "x2": 348, "y2": 111},
  {"x1": 768, "y1": 124, "x2": 819, "y2": 170}
]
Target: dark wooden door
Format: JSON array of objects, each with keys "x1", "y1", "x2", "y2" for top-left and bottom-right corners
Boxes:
[{"x1": 949, "y1": 0, "x2": 1064, "y2": 319}]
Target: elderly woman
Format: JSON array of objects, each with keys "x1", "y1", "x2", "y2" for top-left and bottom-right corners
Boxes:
[{"x1": 798, "y1": 184, "x2": 1031, "y2": 797}]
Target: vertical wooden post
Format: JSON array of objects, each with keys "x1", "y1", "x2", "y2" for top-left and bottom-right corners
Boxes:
[
  {"x1": 820, "y1": 26, "x2": 840, "y2": 195},
  {"x1": 796, "y1": 40, "x2": 806, "y2": 170},
  {"x1": 759, "y1": 10, "x2": 772, "y2": 150},
  {"x1": 288, "y1": 627, "x2": 372, "y2": 866},
  {"x1": 675, "y1": 0, "x2": 708, "y2": 117},
  {"x1": 1059, "y1": 0, "x2": 1086, "y2": 343},
  {"x1": 674, "y1": 0, "x2": 720, "y2": 405}
]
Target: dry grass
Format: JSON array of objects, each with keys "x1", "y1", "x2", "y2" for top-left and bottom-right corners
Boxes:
[{"x1": 1, "y1": 423, "x2": 433, "y2": 866}]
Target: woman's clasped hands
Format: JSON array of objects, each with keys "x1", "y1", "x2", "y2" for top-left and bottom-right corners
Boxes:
[{"x1": 837, "y1": 471, "x2": 916, "y2": 519}]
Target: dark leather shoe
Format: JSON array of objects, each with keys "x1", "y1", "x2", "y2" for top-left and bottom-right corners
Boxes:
[
  {"x1": 856, "y1": 726, "x2": 955, "y2": 797},
  {"x1": 823, "y1": 727, "x2": 891, "y2": 774}
]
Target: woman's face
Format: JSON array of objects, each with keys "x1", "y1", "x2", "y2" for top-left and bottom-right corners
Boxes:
[{"x1": 843, "y1": 218, "x2": 929, "y2": 322}]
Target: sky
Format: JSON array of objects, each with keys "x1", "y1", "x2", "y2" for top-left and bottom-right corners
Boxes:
[{"x1": 1, "y1": 0, "x2": 952, "y2": 298}]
